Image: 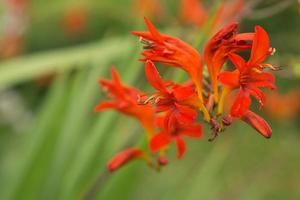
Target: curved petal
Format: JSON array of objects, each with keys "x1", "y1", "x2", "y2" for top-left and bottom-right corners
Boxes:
[
  {"x1": 251, "y1": 72, "x2": 276, "y2": 89},
  {"x1": 231, "y1": 90, "x2": 251, "y2": 117},
  {"x1": 174, "y1": 103, "x2": 197, "y2": 124},
  {"x1": 241, "y1": 110, "x2": 272, "y2": 138},
  {"x1": 180, "y1": 124, "x2": 203, "y2": 138},
  {"x1": 218, "y1": 71, "x2": 240, "y2": 88},
  {"x1": 176, "y1": 137, "x2": 186, "y2": 159},
  {"x1": 235, "y1": 33, "x2": 255, "y2": 41},
  {"x1": 144, "y1": 17, "x2": 163, "y2": 43},
  {"x1": 145, "y1": 60, "x2": 168, "y2": 93},
  {"x1": 111, "y1": 67, "x2": 121, "y2": 87},
  {"x1": 94, "y1": 101, "x2": 117, "y2": 112},
  {"x1": 173, "y1": 85, "x2": 195, "y2": 101},
  {"x1": 228, "y1": 53, "x2": 246, "y2": 71},
  {"x1": 150, "y1": 132, "x2": 171, "y2": 152},
  {"x1": 249, "y1": 87, "x2": 265, "y2": 107},
  {"x1": 248, "y1": 26, "x2": 270, "y2": 65}
]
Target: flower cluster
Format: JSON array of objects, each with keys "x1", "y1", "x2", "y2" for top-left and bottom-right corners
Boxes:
[{"x1": 95, "y1": 17, "x2": 278, "y2": 172}]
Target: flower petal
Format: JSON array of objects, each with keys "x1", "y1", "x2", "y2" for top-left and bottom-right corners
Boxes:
[
  {"x1": 249, "y1": 87, "x2": 265, "y2": 107},
  {"x1": 172, "y1": 85, "x2": 196, "y2": 101},
  {"x1": 176, "y1": 137, "x2": 186, "y2": 159},
  {"x1": 228, "y1": 53, "x2": 246, "y2": 71},
  {"x1": 180, "y1": 124, "x2": 203, "y2": 138},
  {"x1": 235, "y1": 33, "x2": 255, "y2": 41},
  {"x1": 144, "y1": 17, "x2": 163, "y2": 43},
  {"x1": 94, "y1": 101, "x2": 117, "y2": 112},
  {"x1": 150, "y1": 132, "x2": 171, "y2": 152},
  {"x1": 218, "y1": 71, "x2": 240, "y2": 88},
  {"x1": 174, "y1": 103, "x2": 197, "y2": 124},
  {"x1": 248, "y1": 26, "x2": 270, "y2": 65},
  {"x1": 241, "y1": 110, "x2": 272, "y2": 138},
  {"x1": 251, "y1": 72, "x2": 276, "y2": 89},
  {"x1": 145, "y1": 60, "x2": 168, "y2": 93},
  {"x1": 231, "y1": 90, "x2": 251, "y2": 117}
]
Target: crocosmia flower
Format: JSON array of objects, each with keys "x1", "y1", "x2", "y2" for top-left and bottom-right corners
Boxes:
[
  {"x1": 94, "y1": 16, "x2": 280, "y2": 173},
  {"x1": 150, "y1": 113, "x2": 203, "y2": 158},
  {"x1": 218, "y1": 26, "x2": 276, "y2": 117},
  {"x1": 95, "y1": 67, "x2": 155, "y2": 136},
  {"x1": 143, "y1": 60, "x2": 200, "y2": 121},
  {"x1": 132, "y1": 17, "x2": 210, "y2": 121},
  {"x1": 204, "y1": 22, "x2": 254, "y2": 102}
]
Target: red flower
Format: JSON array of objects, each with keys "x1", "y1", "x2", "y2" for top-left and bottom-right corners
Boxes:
[
  {"x1": 180, "y1": 0, "x2": 208, "y2": 27},
  {"x1": 95, "y1": 67, "x2": 155, "y2": 136},
  {"x1": 107, "y1": 147, "x2": 144, "y2": 172},
  {"x1": 204, "y1": 22, "x2": 254, "y2": 102},
  {"x1": 241, "y1": 110, "x2": 272, "y2": 138},
  {"x1": 132, "y1": 17, "x2": 210, "y2": 121},
  {"x1": 150, "y1": 113, "x2": 203, "y2": 158},
  {"x1": 264, "y1": 89, "x2": 300, "y2": 120},
  {"x1": 218, "y1": 26, "x2": 276, "y2": 117},
  {"x1": 144, "y1": 60, "x2": 200, "y2": 119}
]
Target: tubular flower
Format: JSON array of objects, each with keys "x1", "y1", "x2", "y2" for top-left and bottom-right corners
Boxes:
[
  {"x1": 132, "y1": 17, "x2": 210, "y2": 121},
  {"x1": 94, "y1": 17, "x2": 280, "y2": 173},
  {"x1": 107, "y1": 147, "x2": 145, "y2": 172},
  {"x1": 95, "y1": 67, "x2": 155, "y2": 136},
  {"x1": 150, "y1": 113, "x2": 203, "y2": 158},
  {"x1": 241, "y1": 110, "x2": 272, "y2": 138},
  {"x1": 204, "y1": 22, "x2": 254, "y2": 102},
  {"x1": 218, "y1": 26, "x2": 276, "y2": 117},
  {"x1": 143, "y1": 60, "x2": 201, "y2": 116}
]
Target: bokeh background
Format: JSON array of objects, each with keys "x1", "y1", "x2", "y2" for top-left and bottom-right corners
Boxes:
[{"x1": 0, "y1": 0, "x2": 300, "y2": 200}]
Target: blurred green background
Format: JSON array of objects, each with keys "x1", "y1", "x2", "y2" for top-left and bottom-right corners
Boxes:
[{"x1": 0, "y1": 0, "x2": 299, "y2": 200}]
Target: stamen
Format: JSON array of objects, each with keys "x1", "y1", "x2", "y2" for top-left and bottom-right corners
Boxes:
[
  {"x1": 259, "y1": 63, "x2": 282, "y2": 71},
  {"x1": 137, "y1": 94, "x2": 163, "y2": 105},
  {"x1": 252, "y1": 68, "x2": 263, "y2": 74},
  {"x1": 269, "y1": 47, "x2": 276, "y2": 55},
  {"x1": 140, "y1": 37, "x2": 154, "y2": 46}
]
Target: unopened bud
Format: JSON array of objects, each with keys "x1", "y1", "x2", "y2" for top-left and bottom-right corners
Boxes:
[
  {"x1": 107, "y1": 147, "x2": 144, "y2": 172},
  {"x1": 241, "y1": 110, "x2": 272, "y2": 138}
]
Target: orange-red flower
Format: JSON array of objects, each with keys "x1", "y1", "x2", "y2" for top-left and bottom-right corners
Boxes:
[
  {"x1": 95, "y1": 67, "x2": 155, "y2": 136},
  {"x1": 241, "y1": 110, "x2": 272, "y2": 138},
  {"x1": 132, "y1": 17, "x2": 210, "y2": 121},
  {"x1": 218, "y1": 26, "x2": 276, "y2": 117},
  {"x1": 107, "y1": 147, "x2": 144, "y2": 172},
  {"x1": 264, "y1": 89, "x2": 300, "y2": 120},
  {"x1": 143, "y1": 60, "x2": 200, "y2": 117},
  {"x1": 204, "y1": 22, "x2": 254, "y2": 102},
  {"x1": 150, "y1": 113, "x2": 203, "y2": 158},
  {"x1": 180, "y1": 0, "x2": 207, "y2": 27}
]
